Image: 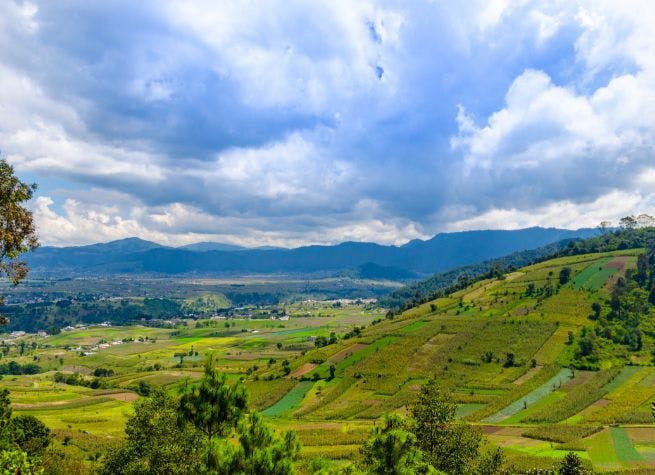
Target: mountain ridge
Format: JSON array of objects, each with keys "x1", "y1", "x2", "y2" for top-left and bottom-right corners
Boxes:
[{"x1": 27, "y1": 227, "x2": 599, "y2": 278}]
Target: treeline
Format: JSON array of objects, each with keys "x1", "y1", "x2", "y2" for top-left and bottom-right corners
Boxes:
[
  {"x1": 53, "y1": 371, "x2": 114, "y2": 390},
  {"x1": 0, "y1": 297, "x2": 184, "y2": 333},
  {"x1": 0, "y1": 360, "x2": 41, "y2": 376},
  {"x1": 570, "y1": 235, "x2": 655, "y2": 369}
]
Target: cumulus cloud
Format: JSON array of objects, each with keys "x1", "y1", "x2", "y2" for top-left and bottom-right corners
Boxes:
[
  {"x1": 34, "y1": 194, "x2": 427, "y2": 247},
  {"x1": 1, "y1": 1, "x2": 654, "y2": 246}
]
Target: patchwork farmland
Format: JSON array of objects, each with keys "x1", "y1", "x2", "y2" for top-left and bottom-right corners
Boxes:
[{"x1": 6, "y1": 249, "x2": 655, "y2": 472}]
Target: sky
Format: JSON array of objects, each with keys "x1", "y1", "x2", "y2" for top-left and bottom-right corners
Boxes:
[{"x1": 1, "y1": 0, "x2": 654, "y2": 248}]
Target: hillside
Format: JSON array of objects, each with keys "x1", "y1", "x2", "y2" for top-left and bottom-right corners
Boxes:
[
  {"x1": 7, "y1": 234, "x2": 655, "y2": 472},
  {"x1": 24, "y1": 227, "x2": 597, "y2": 277}
]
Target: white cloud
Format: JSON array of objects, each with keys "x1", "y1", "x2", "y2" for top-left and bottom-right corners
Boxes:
[
  {"x1": 164, "y1": 1, "x2": 404, "y2": 113},
  {"x1": 2, "y1": 1, "x2": 655, "y2": 247},
  {"x1": 199, "y1": 133, "x2": 352, "y2": 202},
  {"x1": 445, "y1": 190, "x2": 655, "y2": 232},
  {"x1": 0, "y1": 63, "x2": 167, "y2": 185},
  {"x1": 33, "y1": 194, "x2": 427, "y2": 247}
]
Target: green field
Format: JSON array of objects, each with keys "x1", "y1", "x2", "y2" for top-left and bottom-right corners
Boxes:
[
  {"x1": 5, "y1": 249, "x2": 655, "y2": 472},
  {"x1": 261, "y1": 381, "x2": 315, "y2": 417}
]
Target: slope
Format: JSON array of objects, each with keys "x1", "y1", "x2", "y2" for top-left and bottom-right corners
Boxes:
[{"x1": 251, "y1": 240, "x2": 655, "y2": 472}]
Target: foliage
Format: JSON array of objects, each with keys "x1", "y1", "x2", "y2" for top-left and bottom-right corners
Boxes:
[
  {"x1": 0, "y1": 449, "x2": 42, "y2": 475},
  {"x1": 558, "y1": 452, "x2": 587, "y2": 475},
  {"x1": 0, "y1": 389, "x2": 10, "y2": 436},
  {"x1": 0, "y1": 361, "x2": 42, "y2": 375},
  {"x1": 361, "y1": 413, "x2": 435, "y2": 475},
  {"x1": 101, "y1": 388, "x2": 202, "y2": 475},
  {"x1": 229, "y1": 412, "x2": 300, "y2": 475},
  {"x1": 104, "y1": 358, "x2": 301, "y2": 474},
  {"x1": 178, "y1": 358, "x2": 248, "y2": 439},
  {"x1": 0, "y1": 159, "x2": 38, "y2": 325},
  {"x1": 7, "y1": 415, "x2": 51, "y2": 456},
  {"x1": 411, "y1": 379, "x2": 483, "y2": 474},
  {"x1": 39, "y1": 447, "x2": 88, "y2": 475},
  {"x1": 53, "y1": 372, "x2": 111, "y2": 389},
  {"x1": 559, "y1": 267, "x2": 571, "y2": 285},
  {"x1": 569, "y1": 237, "x2": 655, "y2": 368}
]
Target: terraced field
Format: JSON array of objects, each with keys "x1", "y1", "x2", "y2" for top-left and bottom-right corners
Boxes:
[{"x1": 4, "y1": 249, "x2": 655, "y2": 472}]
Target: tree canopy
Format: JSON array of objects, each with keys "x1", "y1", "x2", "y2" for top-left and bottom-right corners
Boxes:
[
  {"x1": 103, "y1": 359, "x2": 299, "y2": 474},
  {"x1": 0, "y1": 159, "x2": 38, "y2": 324}
]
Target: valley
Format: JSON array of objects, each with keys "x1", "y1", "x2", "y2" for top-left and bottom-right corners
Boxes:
[{"x1": 4, "y1": 244, "x2": 655, "y2": 472}]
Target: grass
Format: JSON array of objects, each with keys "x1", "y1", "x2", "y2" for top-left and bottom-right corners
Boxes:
[
  {"x1": 572, "y1": 257, "x2": 613, "y2": 290},
  {"x1": 401, "y1": 321, "x2": 427, "y2": 332},
  {"x1": 525, "y1": 368, "x2": 621, "y2": 423},
  {"x1": 261, "y1": 381, "x2": 314, "y2": 417},
  {"x1": 455, "y1": 403, "x2": 485, "y2": 419},
  {"x1": 585, "y1": 428, "x2": 626, "y2": 471},
  {"x1": 522, "y1": 425, "x2": 602, "y2": 444},
  {"x1": 483, "y1": 368, "x2": 572, "y2": 423},
  {"x1": 612, "y1": 427, "x2": 643, "y2": 462}
]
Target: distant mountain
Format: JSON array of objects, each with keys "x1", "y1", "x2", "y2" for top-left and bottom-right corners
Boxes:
[
  {"x1": 80, "y1": 237, "x2": 164, "y2": 253},
  {"x1": 179, "y1": 242, "x2": 285, "y2": 252},
  {"x1": 179, "y1": 242, "x2": 247, "y2": 252},
  {"x1": 25, "y1": 227, "x2": 599, "y2": 278}
]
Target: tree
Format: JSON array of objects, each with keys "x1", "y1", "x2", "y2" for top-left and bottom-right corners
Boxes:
[
  {"x1": 7, "y1": 415, "x2": 51, "y2": 456},
  {"x1": 619, "y1": 215, "x2": 638, "y2": 230},
  {"x1": 178, "y1": 357, "x2": 248, "y2": 439},
  {"x1": 104, "y1": 363, "x2": 299, "y2": 475},
  {"x1": 410, "y1": 379, "x2": 482, "y2": 474},
  {"x1": 636, "y1": 213, "x2": 655, "y2": 229},
  {"x1": 476, "y1": 447, "x2": 504, "y2": 475},
  {"x1": 559, "y1": 452, "x2": 587, "y2": 474},
  {"x1": 503, "y1": 353, "x2": 515, "y2": 368},
  {"x1": 328, "y1": 364, "x2": 336, "y2": 380},
  {"x1": 229, "y1": 412, "x2": 300, "y2": 475},
  {"x1": 0, "y1": 159, "x2": 38, "y2": 325},
  {"x1": 361, "y1": 413, "x2": 434, "y2": 475},
  {"x1": 590, "y1": 302, "x2": 601, "y2": 320},
  {"x1": 102, "y1": 389, "x2": 201, "y2": 475},
  {"x1": 174, "y1": 352, "x2": 186, "y2": 365},
  {"x1": 559, "y1": 267, "x2": 571, "y2": 285},
  {"x1": 0, "y1": 449, "x2": 40, "y2": 475},
  {"x1": 0, "y1": 388, "x2": 11, "y2": 437},
  {"x1": 597, "y1": 221, "x2": 612, "y2": 234}
]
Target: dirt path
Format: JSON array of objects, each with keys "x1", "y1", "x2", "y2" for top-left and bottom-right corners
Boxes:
[
  {"x1": 328, "y1": 343, "x2": 368, "y2": 363},
  {"x1": 288, "y1": 363, "x2": 317, "y2": 378}
]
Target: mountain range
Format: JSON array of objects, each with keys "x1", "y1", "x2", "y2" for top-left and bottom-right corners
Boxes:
[{"x1": 25, "y1": 227, "x2": 599, "y2": 278}]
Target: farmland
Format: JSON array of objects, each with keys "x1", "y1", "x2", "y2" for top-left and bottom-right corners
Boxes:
[{"x1": 5, "y1": 248, "x2": 655, "y2": 472}]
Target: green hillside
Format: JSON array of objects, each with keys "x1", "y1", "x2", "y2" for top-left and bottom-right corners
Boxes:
[{"x1": 5, "y1": 243, "x2": 655, "y2": 472}]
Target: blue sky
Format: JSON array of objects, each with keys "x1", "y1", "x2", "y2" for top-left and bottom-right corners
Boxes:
[{"x1": 1, "y1": 1, "x2": 654, "y2": 247}]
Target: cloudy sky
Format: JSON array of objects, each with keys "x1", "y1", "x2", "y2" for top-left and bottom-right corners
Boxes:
[{"x1": 1, "y1": 1, "x2": 654, "y2": 247}]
